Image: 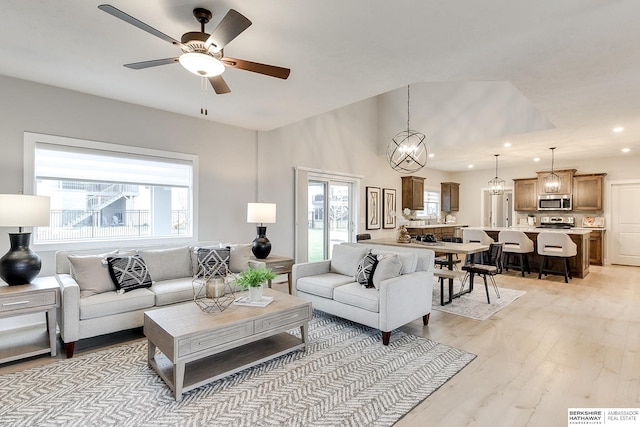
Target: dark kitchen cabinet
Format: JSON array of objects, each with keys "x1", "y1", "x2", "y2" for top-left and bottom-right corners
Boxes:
[
  {"x1": 441, "y1": 182, "x2": 459, "y2": 212},
  {"x1": 513, "y1": 178, "x2": 538, "y2": 211},
  {"x1": 573, "y1": 174, "x2": 606, "y2": 211},
  {"x1": 401, "y1": 176, "x2": 425, "y2": 210}
]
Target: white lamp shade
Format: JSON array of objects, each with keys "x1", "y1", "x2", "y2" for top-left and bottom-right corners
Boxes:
[
  {"x1": 247, "y1": 203, "x2": 276, "y2": 224},
  {"x1": 0, "y1": 195, "x2": 50, "y2": 227},
  {"x1": 179, "y1": 52, "x2": 225, "y2": 77}
]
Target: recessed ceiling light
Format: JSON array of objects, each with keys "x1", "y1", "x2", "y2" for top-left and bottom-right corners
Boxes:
[
  {"x1": 503, "y1": 142, "x2": 512, "y2": 147},
  {"x1": 428, "y1": 153, "x2": 435, "y2": 158},
  {"x1": 533, "y1": 157, "x2": 540, "y2": 162},
  {"x1": 468, "y1": 164, "x2": 474, "y2": 169},
  {"x1": 613, "y1": 126, "x2": 624, "y2": 133},
  {"x1": 622, "y1": 148, "x2": 631, "y2": 153}
]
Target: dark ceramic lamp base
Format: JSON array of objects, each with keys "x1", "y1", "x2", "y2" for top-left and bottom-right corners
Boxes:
[
  {"x1": 252, "y1": 226, "x2": 272, "y2": 259},
  {"x1": 0, "y1": 233, "x2": 42, "y2": 286}
]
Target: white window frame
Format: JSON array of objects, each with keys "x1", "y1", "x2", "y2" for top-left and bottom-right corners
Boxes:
[{"x1": 24, "y1": 132, "x2": 199, "y2": 251}]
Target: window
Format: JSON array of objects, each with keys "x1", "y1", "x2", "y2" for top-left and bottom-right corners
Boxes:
[
  {"x1": 415, "y1": 190, "x2": 440, "y2": 221},
  {"x1": 25, "y1": 132, "x2": 197, "y2": 245}
]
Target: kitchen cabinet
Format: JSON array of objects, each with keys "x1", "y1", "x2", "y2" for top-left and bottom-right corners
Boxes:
[
  {"x1": 589, "y1": 229, "x2": 604, "y2": 265},
  {"x1": 537, "y1": 169, "x2": 576, "y2": 195},
  {"x1": 513, "y1": 178, "x2": 538, "y2": 211},
  {"x1": 401, "y1": 176, "x2": 425, "y2": 210},
  {"x1": 441, "y1": 182, "x2": 459, "y2": 212},
  {"x1": 573, "y1": 173, "x2": 606, "y2": 211}
]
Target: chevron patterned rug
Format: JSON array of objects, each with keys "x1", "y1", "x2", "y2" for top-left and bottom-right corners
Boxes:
[{"x1": 0, "y1": 311, "x2": 475, "y2": 427}]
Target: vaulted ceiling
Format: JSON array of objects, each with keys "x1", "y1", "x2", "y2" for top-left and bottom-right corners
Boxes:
[{"x1": 1, "y1": 1, "x2": 639, "y2": 171}]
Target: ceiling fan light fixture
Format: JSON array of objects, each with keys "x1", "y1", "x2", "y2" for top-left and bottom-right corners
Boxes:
[{"x1": 179, "y1": 52, "x2": 225, "y2": 77}]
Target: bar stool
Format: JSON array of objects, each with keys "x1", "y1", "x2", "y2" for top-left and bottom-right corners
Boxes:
[
  {"x1": 537, "y1": 232, "x2": 577, "y2": 283},
  {"x1": 462, "y1": 229, "x2": 494, "y2": 264},
  {"x1": 498, "y1": 230, "x2": 534, "y2": 277}
]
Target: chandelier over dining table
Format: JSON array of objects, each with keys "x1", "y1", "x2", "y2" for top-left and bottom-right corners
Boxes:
[{"x1": 386, "y1": 85, "x2": 428, "y2": 174}]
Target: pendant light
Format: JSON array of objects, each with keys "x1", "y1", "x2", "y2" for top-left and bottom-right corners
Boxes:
[
  {"x1": 386, "y1": 85, "x2": 428, "y2": 174},
  {"x1": 544, "y1": 147, "x2": 561, "y2": 193},
  {"x1": 488, "y1": 154, "x2": 505, "y2": 195}
]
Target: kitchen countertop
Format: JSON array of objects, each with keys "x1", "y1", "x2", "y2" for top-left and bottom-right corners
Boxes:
[{"x1": 468, "y1": 226, "x2": 593, "y2": 235}]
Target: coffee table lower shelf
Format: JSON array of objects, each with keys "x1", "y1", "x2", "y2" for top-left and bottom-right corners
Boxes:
[{"x1": 149, "y1": 332, "x2": 304, "y2": 398}]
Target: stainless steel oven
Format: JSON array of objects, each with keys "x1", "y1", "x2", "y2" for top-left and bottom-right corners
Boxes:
[{"x1": 537, "y1": 194, "x2": 572, "y2": 211}]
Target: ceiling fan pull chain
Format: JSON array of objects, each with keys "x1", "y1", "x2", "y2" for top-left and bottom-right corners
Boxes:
[{"x1": 200, "y1": 76, "x2": 208, "y2": 115}]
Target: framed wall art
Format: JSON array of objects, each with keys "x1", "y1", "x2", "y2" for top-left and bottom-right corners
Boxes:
[
  {"x1": 366, "y1": 186, "x2": 381, "y2": 230},
  {"x1": 382, "y1": 188, "x2": 396, "y2": 229}
]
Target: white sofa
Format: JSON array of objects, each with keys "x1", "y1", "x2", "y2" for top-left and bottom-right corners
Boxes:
[
  {"x1": 54, "y1": 242, "x2": 261, "y2": 357},
  {"x1": 292, "y1": 243, "x2": 434, "y2": 345}
]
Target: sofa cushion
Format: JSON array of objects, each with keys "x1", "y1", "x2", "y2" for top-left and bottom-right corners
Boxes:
[
  {"x1": 330, "y1": 245, "x2": 368, "y2": 277},
  {"x1": 229, "y1": 243, "x2": 253, "y2": 273},
  {"x1": 333, "y1": 283, "x2": 380, "y2": 312},
  {"x1": 68, "y1": 251, "x2": 118, "y2": 297},
  {"x1": 151, "y1": 278, "x2": 194, "y2": 306},
  {"x1": 372, "y1": 254, "x2": 403, "y2": 289},
  {"x1": 139, "y1": 247, "x2": 192, "y2": 281},
  {"x1": 107, "y1": 255, "x2": 153, "y2": 293},
  {"x1": 297, "y1": 273, "x2": 355, "y2": 299},
  {"x1": 194, "y1": 247, "x2": 231, "y2": 278},
  {"x1": 355, "y1": 252, "x2": 378, "y2": 288},
  {"x1": 79, "y1": 288, "x2": 155, "y2": 320}
]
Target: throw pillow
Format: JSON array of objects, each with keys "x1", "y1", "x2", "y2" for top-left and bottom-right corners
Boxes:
[
  {"x1": 194, "y1": 247, "x2": 231, "y2": 278},
  {"x1": 229, "y1": 243, "x2": 253, "y2": 273},
  {"x1": 330, "y1": 244, "x2": 369, "y2": 277},
  {"x1": 68, "y1": 251, "x2": 118, "y2": 297},
  {"x1": 372, "y1": 254, "x2": 403, "y2": 289},
  {"x1": 138, "y1": 246, "x2": 191, "y2": 281},
  {"x1": 107, "y1": 255, "x2": 153, "y2": 293},
  {"x1": 355, "y1": 252, "x2": 379, "y2": 288}
]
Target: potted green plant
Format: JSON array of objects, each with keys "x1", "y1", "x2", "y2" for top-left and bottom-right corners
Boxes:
[{"x1": 236, "y1": 267, "x2": 277, "y2": 302}]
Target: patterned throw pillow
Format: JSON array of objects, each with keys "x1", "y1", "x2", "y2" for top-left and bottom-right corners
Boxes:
[
  {"x1": 107, "y1": 255, "x2": 153, "y2": 293},
  {"x1": 195, "y1": 247, "x2": 231, "y2": 278},
  {"x1": 355, "y1": 252, "x2": 379, "y2": 288}
]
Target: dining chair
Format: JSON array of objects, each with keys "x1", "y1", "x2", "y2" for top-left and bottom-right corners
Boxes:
[{"x1": 460, "y1": 242, "x2": 503, "y2": 304}]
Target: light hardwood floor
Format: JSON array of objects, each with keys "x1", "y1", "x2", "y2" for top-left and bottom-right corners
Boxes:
[{"x1": 1, "y1": 267, "x2": 638, "y2": 426}]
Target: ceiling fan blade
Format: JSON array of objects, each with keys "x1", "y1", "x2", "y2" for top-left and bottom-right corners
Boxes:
[
  {"x1": 124, "y1": 58, "x2": 179, "y2": 69},
  {"x1": 204, "y1": 9, "x2": 252, "y2": 52},
  {"x1": 98, "y1": 4, "x2": 187, "y2": 49},
  {"x1": 221, "y1": 57, "x2": 290, "y2": 79},
  {"x1": 208, "y1": 75, "x2": 231, "y2": 94}
]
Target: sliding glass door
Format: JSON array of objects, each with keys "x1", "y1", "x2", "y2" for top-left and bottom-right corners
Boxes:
[{"x1": 308, "y1": 179, "x2": 353, "y2": 262}]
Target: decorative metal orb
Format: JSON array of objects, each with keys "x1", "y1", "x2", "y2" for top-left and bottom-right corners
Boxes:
[{"x1": 386, "y1": 130, "x2": 428, "y2": 174}]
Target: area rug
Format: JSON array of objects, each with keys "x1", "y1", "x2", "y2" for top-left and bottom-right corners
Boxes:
[
  {"x1": 0, "y1": 311, "x2": 475, "y2": 427},
  {"x1": 432, "y1": 282, "x2": 526, "y2": 321}
]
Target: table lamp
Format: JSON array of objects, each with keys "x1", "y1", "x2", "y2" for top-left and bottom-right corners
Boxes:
[
  {"x1": 0, "y1": 194, "x2": 50, "y2": 286},
  {"x1": 247, "y1": 203, "x2": 276, "y2": 259}
]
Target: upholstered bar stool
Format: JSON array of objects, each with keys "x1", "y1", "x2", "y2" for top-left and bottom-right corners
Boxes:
[
  {"x1": 462, "y1": 229, "x2": 495, "y2": 264},
  {"x1": 498, "y1": 230, "x2": 534, "y2": 277},
  {"x1": 537, "y1": 232, "x2": 577, "y2": 283}
]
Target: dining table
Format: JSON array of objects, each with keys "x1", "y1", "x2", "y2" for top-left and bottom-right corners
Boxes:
[{"x1": 361, "y1": 237, "x2": 490, "y2": 305}]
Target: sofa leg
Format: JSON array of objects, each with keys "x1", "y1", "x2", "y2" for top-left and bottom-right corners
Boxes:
[
  {"x1": 381, "y1": 331, "x2": 391, "y2": 346},
  {"x1": 64, "y1": 342, "x2": 76, "y2": 358},
  {"x1": 423, "y1": 313, "x2": 430, "y2": 325}
]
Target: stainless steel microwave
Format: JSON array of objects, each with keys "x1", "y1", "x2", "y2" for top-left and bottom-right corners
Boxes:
[{"x1": 538, "y1": 194, "x2": 572, "y2": 211}]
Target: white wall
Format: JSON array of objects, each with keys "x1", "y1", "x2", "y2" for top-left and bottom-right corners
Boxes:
[{"x1": 0, "y1": 75, "x2": 258, "y2": 276}]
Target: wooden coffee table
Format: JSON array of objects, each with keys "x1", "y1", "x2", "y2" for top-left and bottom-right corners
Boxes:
[{"x1": 143, "y1": 288, "x2": 312, "y2": 401}]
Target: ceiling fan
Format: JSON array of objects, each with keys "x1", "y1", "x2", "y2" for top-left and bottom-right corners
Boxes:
[{"x1": 98, "y1": 4, "x2": 290, "y2": 95}]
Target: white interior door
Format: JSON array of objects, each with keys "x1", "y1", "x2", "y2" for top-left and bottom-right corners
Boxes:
[{"x1": 609, "y1": 181, "x2": 640, "y2": 266}]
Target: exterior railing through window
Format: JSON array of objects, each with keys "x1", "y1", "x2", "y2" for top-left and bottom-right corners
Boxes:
[{"x1": 36, "y1": 210, "x2": 189, "y2": 242}]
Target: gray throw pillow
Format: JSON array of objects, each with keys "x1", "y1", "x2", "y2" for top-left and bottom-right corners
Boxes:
[
  {"x1": 229, "y1": 243, "x2": 253, "y2": 273},
  {"x1": 194, "y1": 247, "x2": 231, "y2": 278},
  {"x1": 330, "y1": 245, "x2": 368, "y2": 277},
  {"x1": 372, "y1": 254, "x2": 403, "y2": 289},
  {"x1": 68, "y1": 251, "x2": 118, "y2": 297}
]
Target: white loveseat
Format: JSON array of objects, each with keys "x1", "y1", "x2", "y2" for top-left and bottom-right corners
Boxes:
[
  {"x1": 292, "y1": 243, "x2": 434, "y2": 345},
  {"x1": 54, "y1": 243, "x2": 261, "y2": 357}
]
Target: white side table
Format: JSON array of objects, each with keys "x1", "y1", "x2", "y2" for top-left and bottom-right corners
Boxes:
[{"x1": 0, "y1": 277, "x2": 59, "y2": 364}]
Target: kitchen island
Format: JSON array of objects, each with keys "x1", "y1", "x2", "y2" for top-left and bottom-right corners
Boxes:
[
  {"x1": 467, "y1": 227, "x2": 591, "y2": 279},
  {"x1": 404, "y1": 224, "x2": 467, "y2": 240}
]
